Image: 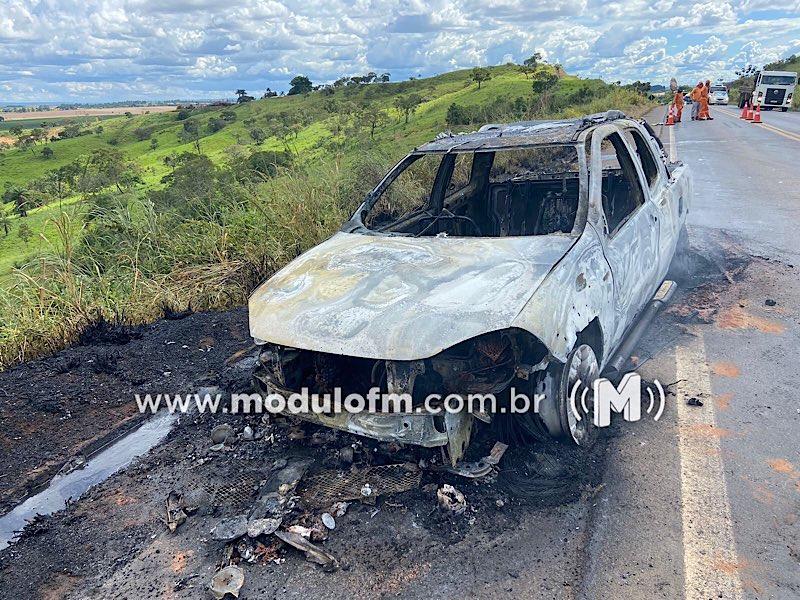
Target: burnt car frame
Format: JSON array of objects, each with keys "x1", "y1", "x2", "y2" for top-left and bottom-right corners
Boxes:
[{"x1": 249, "y1": 111, "x2": 691, "y2": 465}]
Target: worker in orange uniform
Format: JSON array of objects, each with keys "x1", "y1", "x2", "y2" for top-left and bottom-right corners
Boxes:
[
  {"x1": 698, "y1": 80, "x2": 713, "y2": 120},
  {"x1": 690, "y1": 82, "x2": 703, "y2": 120},
  {"x1": 673, "y1": 87, "x2": 684, "y2": 122}
]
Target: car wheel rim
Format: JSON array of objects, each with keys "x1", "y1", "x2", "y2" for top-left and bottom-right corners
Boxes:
[{"x1": 564, "y1": 344, "x2": 599, "y2": 446}]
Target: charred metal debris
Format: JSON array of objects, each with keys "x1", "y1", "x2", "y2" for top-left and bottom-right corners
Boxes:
[{"x1": 253, "y1": 331, "x2": 551, "y2": 466}]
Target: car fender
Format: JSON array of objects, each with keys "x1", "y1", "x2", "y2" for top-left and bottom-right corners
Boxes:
[{"x1": 511, "y1": 226, "x2": 615, "y2": 366}]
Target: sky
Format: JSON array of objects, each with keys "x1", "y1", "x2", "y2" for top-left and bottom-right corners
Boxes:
[{"x1": 1, "y1": 0, "x2": 799, "y2": 102}]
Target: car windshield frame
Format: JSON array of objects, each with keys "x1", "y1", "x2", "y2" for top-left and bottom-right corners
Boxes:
[{"x1": 345, "y1": 143, "x2": 589, "y2": 239}]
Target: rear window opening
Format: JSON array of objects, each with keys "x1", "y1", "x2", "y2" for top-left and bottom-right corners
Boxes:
[{"x1": 361, "y1": 145, "x2": 582, "y2": 238}]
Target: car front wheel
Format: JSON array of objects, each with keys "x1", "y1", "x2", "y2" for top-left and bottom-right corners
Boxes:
[{"x1": 535, "y1": 343, "x2": 600, "y2": 447}]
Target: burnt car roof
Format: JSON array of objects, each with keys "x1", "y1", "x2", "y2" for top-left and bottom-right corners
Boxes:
[{"x1": 415, "y1": 109, "x2": 630, "y2": 153}]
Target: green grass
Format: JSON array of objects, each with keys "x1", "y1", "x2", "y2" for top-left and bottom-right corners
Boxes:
[{"x1": 0, "y1": 198, "x2": 81, "y2": 280}]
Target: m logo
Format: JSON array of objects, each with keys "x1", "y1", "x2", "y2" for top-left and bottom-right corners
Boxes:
[{"x1": 570, "y1": 372, "x2": 665, "y2": 428}]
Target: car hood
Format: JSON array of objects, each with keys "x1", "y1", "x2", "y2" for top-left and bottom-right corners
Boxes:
[{"x1": 249, "y1": 231, "x2": 575, "y2": 360}]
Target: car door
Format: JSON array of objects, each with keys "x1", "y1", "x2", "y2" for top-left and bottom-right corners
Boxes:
[
  {"x1": 622, "y1": 127, "x2": 681, "y2": 283},
  {"x1": 589, "y1": 126, "x2": 660, "y2": 348}
]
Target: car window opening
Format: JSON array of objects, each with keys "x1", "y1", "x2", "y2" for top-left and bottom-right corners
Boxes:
[
  {"x1": 624, "y1": 129, "x2": 659, "y2": 188},
  {"x1": 362, "y1": 145, "x2": 582, "y2": 238},
  {"x1": 596, "y1": 133, "x2": 645, "y2": 235}
]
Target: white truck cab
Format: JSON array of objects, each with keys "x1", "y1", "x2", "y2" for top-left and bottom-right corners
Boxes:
[{"x1": 754, "y1": 70, "x2": 797, "y2": 111}]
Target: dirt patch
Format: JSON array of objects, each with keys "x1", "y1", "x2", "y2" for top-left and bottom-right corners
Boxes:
[
  {"x1": 716, "y1": 306, "x2": 785, "y2": 334},
  {"x1": 712, "y1": 556, "x2": 749, "y2": 575},
  {"x1": 0, "y1": 106, "x2": 177, "y2": 121},
  {"x1": 710, "y1": 361, "x2": 741, "y2": 378},
  {"x1": 767, "y1": 458, "x2": 798, "y2": 477},
  {"x1": 714, "y1": 392, "x2": 734, "y2": 411},
  {"x1": 0, "y1": 395, "x2": 604, "y2": 598}
]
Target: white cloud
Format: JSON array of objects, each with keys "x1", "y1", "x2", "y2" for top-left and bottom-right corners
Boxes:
[
  {"x1": 188, "y1": 56, "x2": 238, "y2": 77},
  {"x1": 1, "y1": 0, "x2": 798, "y2": 101}
]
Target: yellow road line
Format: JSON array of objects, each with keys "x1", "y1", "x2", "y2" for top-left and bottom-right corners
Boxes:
[
  {"x1": 716, "y1": 107, "x2": 800, "y2": 143},
  {"x1": 675, "y1": 334, "x2": 744, "y2": 600}
]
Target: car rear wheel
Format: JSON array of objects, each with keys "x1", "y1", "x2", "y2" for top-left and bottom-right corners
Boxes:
[
  {"x1": 668, "y1": 225, "x2": 691, "y2": 281},
  {"x1": 782, "y1": 108, "x2": 789, "y2": 112}
]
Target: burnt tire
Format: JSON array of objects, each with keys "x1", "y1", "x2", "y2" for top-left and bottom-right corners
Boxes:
[
  {"x1": 555, "y1": 343, "x2": 600, "y2": 447},
  {"x1": 494, "y1": 343, "x2": 600, "y2": 447}
]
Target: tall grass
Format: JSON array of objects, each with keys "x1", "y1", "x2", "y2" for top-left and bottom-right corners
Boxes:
[{"x1": 0, "y1": 154, "x2": 384, "y2": 369}]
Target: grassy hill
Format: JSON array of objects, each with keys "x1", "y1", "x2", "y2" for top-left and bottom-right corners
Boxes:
[{"x1": 0, "y1": 63, "x2": 653, "y2": 368}]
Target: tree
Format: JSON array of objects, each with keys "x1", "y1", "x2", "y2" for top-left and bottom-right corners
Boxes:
[
  {"x1": 626, "y1": 80, "x2": 651, "y2": 95},
  {"x1": 232, "y1": 150, "x2": 294, "y2": 181},
  {"x1": 0, "y1": 206, "x2": 11, "y2": 236},
  {"x1": 360, "y1": 106, "x2": 388, "y2": 139},
  {"x1": 17, "y1": 222, "x2": 33, "y2": 244},
  {"x1": 288, "y1": 75, "x2": 313, "y2": 95},
  {"x1": 4, "y1": 186, "x2": 28, "y2": 217},
  {"x1": 471, "y1": 67, "x2": 492, "y2": 89},
  {"x1": 181, "y1": 119, "x2": 202, "y2": 153},
  {"x1": 220, "y1": 109, "x2": 237, "y2": 122},
  {"x1": 531, "y1": 67, "x2": 560, "y2": 113},
  {"x1": 523, "y1": 52, "x2": 543, "y2": 68},
  {"x1": 207, "y1": 117, "x2": 227, "y2": 132},
  {"x1": 249, "y1": 127, "x2": 267, "y2": 145},
  {"x1": 41, "y1": 146, "x2": 54, "y2": 159},
  {"x1": 133, "y1": 125, "x2": 154, "y2": 141},
  {"x1": 394, "y1": 94, "x2": 422, "y2": 124},
  {"x1": 446, "y1": 103, "x2": 471, "y2": 126},
  {"x1": 86, "y1": 148, "x2": 143, "y2": 193}
]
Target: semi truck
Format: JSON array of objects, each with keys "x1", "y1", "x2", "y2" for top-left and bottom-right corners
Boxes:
[{"x1": 753, "y1": 70, "x2": 797, "y2": 111}]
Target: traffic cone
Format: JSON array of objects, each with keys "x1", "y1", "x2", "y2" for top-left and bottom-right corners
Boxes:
[
  {"x1": 739, "y1": 102, "x2": 749, "y2": 119},
  {"x1": 665, "y1": 105, "x2": 675, "y2": 126},
  {"x1": 745, "y1": 103, "x2": 754, "y2": 120},
  {"x1": 751, "y1": 102, "x2": 762, "y2": 123}
]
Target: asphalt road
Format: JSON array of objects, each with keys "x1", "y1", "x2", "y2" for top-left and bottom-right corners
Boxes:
[{"x1": 579, "y1": 106, "x2": 800, "y2": 599}]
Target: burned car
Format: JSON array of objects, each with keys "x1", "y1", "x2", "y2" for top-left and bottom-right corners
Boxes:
[{"x1": 249, "y1": 111, "x2": 691, "y2": 465}]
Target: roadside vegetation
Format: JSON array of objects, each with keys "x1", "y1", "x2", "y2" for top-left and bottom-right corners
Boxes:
[{"x1": 0, "y1": 62, "x2": 655, "y2": 369}]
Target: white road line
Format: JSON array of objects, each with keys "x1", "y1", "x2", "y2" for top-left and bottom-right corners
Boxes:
[{"x1": 675, "y1": 334, "x2": 743, "y2": 600}]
